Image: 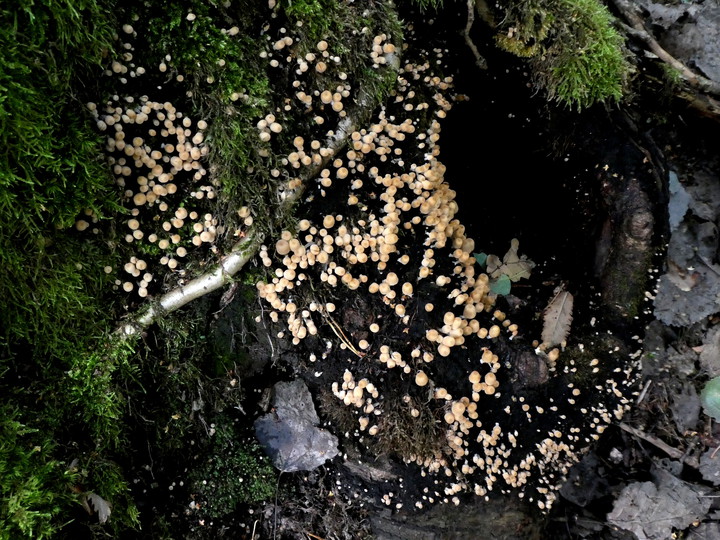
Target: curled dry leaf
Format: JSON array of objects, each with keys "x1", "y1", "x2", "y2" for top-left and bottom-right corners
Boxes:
[
  {"x1": 541, "y1": 288, "x2": 574, "y2": 347},
  {"x1": 488, "y1": 238, "x2": 535, "y2": 282},
  {"x1": 85, "y1": 492, "x2": 112, "y2": 524}
]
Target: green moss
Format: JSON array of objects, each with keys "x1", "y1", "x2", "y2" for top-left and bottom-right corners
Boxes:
[
  {"x1": 494, "y1": 0, "x2": 553, "y2": 58},
  {"x1": 282, "y1": 0, "x2": 339, "y2": 42},
  {"x1": 63, "y1": 341, "x2": 138, "y2": 449},
  {"x1": 0, "y1": 405, "x2": 76, "y2": 540},
  {"x1": 73, "y1": 456, "x2": 140, "y2": 536},
  {"x1": 0, "y1": 0, "x2": 122, "y2": 363},
  {"x1": 661, "y1": 63, "x2": 683, "y2": 91},
  {"x1": 189, "y1": 417, "x2": 276, "y2": 518},
  {"x1": 494, "y1": 0, "x2": 630, "y2": 110},
  {"x1": 0, "y1": 3, "x2": 134, "y2": 531},
  {"x1": 544, "y1": 0, "x2": 628, "y2": 110}
]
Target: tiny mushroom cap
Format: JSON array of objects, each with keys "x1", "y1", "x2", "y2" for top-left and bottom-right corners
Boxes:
[
  {"x1": 415, "y1": 371, "x2": 429, "y2": 387},
  {"x1": 451, "y1": 401, "x2": 466, "y2": 417},
  {"x1": 323, "y1": 214, "x2": 336, "y2": 228},
  {"x1": 276, "y1": 239, "x2": 290, "y2": 255}
]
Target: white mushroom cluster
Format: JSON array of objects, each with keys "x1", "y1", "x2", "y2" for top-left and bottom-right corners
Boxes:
[
  {"x1": 370, "y1": 33, "x2": 398, "y2": 69},
  {"x1": 254, "y1": 38, "x2": 636, "y2": 511},
  {"x1": 85, "y1": 23, "x2": 227, "y2": 298}
]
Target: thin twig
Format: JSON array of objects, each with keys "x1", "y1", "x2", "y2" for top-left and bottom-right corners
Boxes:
[
  {"x1": 463, "y1": 0, "x2": 487, "y2": 70},
  {"x1": 636, "y1": 378, "x2": 652, "y2": 405},
  {"x1": 619, "y1": 422, "x2": 699, "y2": 468}
]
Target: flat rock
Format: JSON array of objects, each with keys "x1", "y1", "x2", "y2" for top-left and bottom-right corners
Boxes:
[{"x1": 255, "y1": 379, "x2": 339, "y2": 472}]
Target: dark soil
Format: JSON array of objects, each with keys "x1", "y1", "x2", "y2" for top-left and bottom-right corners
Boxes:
[{"x1": 129, "y1": 5, "x2": 720, "y2": 539}]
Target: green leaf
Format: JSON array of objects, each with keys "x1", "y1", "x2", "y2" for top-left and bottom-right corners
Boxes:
[
  {"x1": 474, "y1": 252, "x2": 487, "y2": 266},
  {"x1": 701, "y1": 376, "x2": 720, "y2": 422},
  {"x1": 489, "y1": 275, "x2": 511, "y2": 296}
]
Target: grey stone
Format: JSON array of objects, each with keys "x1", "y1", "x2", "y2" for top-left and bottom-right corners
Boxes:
[{"x1": 254, "y1": 379, "x2": 339, "y2": 472}]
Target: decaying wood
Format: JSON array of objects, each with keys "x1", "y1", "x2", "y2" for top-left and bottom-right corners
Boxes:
[
  {"x1": 598, "y1": 175, "x2": 655, "y2": 323},
  {"x1": 370, "y1": 494, "x2": 544, "y2": 540}
]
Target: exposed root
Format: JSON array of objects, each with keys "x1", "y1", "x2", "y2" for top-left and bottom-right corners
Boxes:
[{"x1": 464, "y1": 0, "x2": 488, "y2": 70}]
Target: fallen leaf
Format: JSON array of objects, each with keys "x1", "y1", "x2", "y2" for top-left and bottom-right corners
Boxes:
[
  {"x1": 541, "y1": 289, "x2": 573, "y2": 347},
  {"x1": 489, "y1": 275, "x2": 511, "y2": 296},
  {"x1": 473, "y1": 252, "x2": 487, "y2": 266},
  {"x1": 607, "y1": 468, "x2": 711, "y2": 540},
  {"x1": 498, "y1": 238, "x2": 534, "y2": 282},
  {"x1": 86, "y1": 492, "x2": 112, "y2": 524}
]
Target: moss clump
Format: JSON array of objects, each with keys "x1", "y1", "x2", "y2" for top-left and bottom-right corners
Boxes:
[
  {"x1": 0, "y1": 0, "x2": 118, "y2": 227},
  {"x1": 494, "y1": 0, "x2": 630, "y2": 110},
  {"x1": 0, "y1": 0, "x2": 121, "y2": 363},
  {"x1": 0, "y1": 2, "x2": 133, "y2": 535},
  {"x1": 188, "y1": 418, "x2": 276, "y2": 519},
  {"x1": 369, "y1": 396, "x2": 444, "y2": 462},
  {"x1": 0, "y1": 406, "x2": 75, "y2": 540}
]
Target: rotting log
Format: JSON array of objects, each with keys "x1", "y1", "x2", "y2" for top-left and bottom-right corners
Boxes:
[
  {"x1": 594, "y1": 112, "x2": 668, "y2": 326},
  {"x1": 597, "y1": 175, "x2": 656, "y2": 323},
  {"x1": 370, "y1": 495, "x2": 544, "y2": 540}
]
